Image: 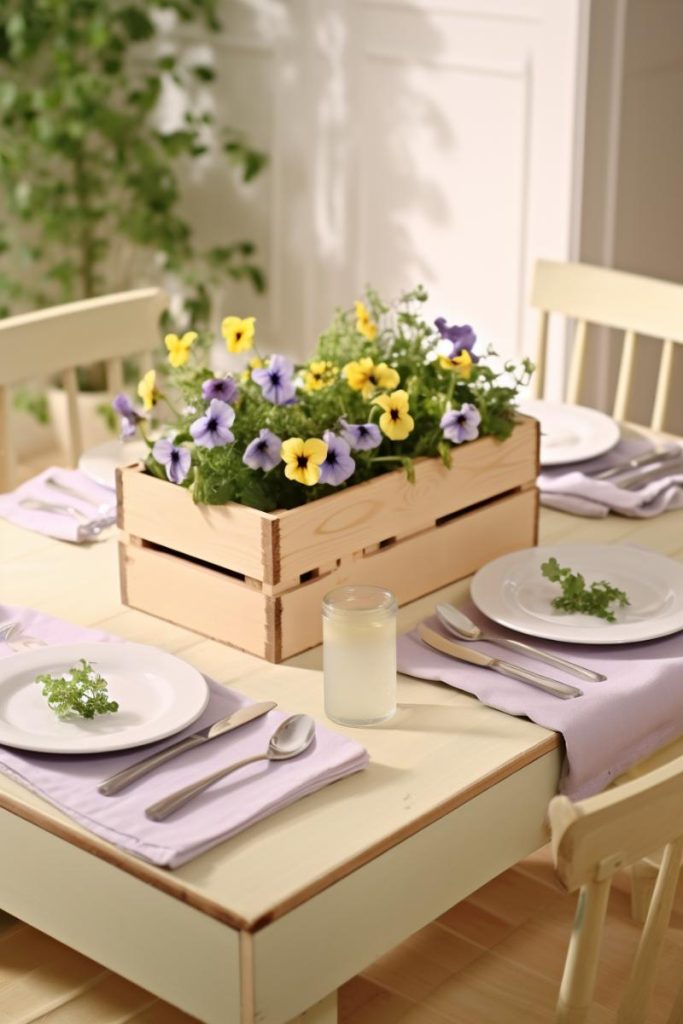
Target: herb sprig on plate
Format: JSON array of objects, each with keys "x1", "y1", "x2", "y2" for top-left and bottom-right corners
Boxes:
[
  {"x1": 541, "y1": 557, "x2": 630, "y2": 623},
  {"x1": 35, "y1": 659, "x2": 119, "y2": 719}
]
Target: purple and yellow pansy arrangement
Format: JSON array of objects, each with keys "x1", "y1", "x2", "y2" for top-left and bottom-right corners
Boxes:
[{"x1": 114, "y1": 286, "x2": 534, "y2": 511}]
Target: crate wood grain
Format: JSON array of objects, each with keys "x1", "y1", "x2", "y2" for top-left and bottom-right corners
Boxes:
[{"x1": 118, "y1": 417, "x2": 539, "y2": 661}]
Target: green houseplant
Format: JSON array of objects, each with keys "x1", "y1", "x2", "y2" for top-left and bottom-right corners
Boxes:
[{"x1": 0, "y1": 0, "x2": 266, "y2": 427}]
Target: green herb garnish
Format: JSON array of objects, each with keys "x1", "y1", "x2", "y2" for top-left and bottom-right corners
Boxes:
[
  {"x1": 541, "y1": 557, "x2": 630, "y2": 623},
  {"x1": 35, "y1": 659, "x2": 119, "y2": 719}
]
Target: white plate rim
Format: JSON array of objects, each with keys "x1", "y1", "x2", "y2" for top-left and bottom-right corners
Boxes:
[
  {"x1": 78, "y1": 439, "x2": 148, "y2": 490},
  {"x1": 470, "y1": 543, "x2": 683, "y2": 645},
  {"x1": 0, "y1": 642, "x2": 209, "y2": 754},
  {"x1": 517, "y1": 399, "x2": 621, "y2": 466}
]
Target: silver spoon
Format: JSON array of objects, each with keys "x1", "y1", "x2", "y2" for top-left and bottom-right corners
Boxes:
[
  {"x1": 44, "y1": 475, "x2": 113, "y2": 513},
  {"x1": 145, "y1": 714, "x2": 316, "y2": 821},
  {"x1": 436, "y1": 605, "x2": 606, "y2": 683}
]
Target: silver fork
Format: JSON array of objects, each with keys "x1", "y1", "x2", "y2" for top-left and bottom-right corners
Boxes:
[
  {"x1": 0, "y1": 621, "x2": 46, "y2": 650},
  {"x1": 44, "y1": 475, "x2": 113, "y2": 512}
]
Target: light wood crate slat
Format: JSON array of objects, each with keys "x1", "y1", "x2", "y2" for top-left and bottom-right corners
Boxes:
[{"x1": 119, "y1": 417, "x2": 539, "y2": 661}]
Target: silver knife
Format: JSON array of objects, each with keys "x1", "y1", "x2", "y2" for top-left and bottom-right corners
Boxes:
[
  {"x1": 588, "y1": 445, "x2": 680, "y2": 481},
  {"x1": 418, "y1": 624, "x2": 582, "y2": 700},
  {"x1": 616, "y1": 458, "x2": 683, "y2": 491},
  {"x1": 98, "y1": 700, "x2": 277, "y2": 795}
]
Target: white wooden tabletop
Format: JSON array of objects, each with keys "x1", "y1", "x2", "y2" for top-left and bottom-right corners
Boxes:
[{"x1": 2, "y1": 504, "x2": 682, "y2": 931}]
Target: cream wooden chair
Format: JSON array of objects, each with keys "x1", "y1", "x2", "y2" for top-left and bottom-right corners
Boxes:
[
  {"x1": 549, "y1": 754, "x2": 683, "y2": 1024},
  {"x1": 0, "y1": 288, "x2": 168, "y2": 491},
  {"x1": 531, "y1": 259, "x2": 683, "y2": 432}
]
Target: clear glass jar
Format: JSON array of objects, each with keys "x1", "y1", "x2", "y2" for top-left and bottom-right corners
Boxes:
[{"x1": 322, "y1": 585, "x2": 397, "y2": 727}]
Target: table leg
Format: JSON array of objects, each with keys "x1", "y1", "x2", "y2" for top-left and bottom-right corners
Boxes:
[{"x1": 287, "y1": 991, "x2": 337, "y2": 1024}]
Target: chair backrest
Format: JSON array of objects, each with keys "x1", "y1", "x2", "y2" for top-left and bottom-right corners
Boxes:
[
  {"x1": 530, "y1": 260, "x2": 683, "y2": 431},
  {"x1": 549, "y1": 755, "x2": 683, "y2": 1024},
  {"x1": 0, "y1": 288, "x2": 167, "y2": 490}
]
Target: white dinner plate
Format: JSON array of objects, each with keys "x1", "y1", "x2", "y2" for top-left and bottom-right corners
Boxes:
[
  {"x1": 0, "y1": 643, "x2": 209, "y2": 753},
  {"x1": 517, "y1": 399, "x2": 621, "y2": 466},
  {"x1": 470, "y1": 544, "x2": 683, "y2": 645},
  {"x1": 78, "y1": 439, "x2": 148, "y2": 490}
]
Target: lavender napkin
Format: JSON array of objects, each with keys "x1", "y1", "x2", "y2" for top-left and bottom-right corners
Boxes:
[
  {"x1": 0, "y1": 468, "x2": 117, "y2": 542},
  {"x1": 0, "y1": 606, "x2": 368, "y2": 868},
  {"x1": 398, "y1": 605, "x2": 683, "y2": 799},
  {"x1": 539, "y1": 439, "x2": 683, "y2": 518}
]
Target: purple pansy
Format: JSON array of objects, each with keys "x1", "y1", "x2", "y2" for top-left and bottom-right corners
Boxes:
[
  {"x1": 243, "y1": 428, "x2": 282, "y2": 471},
  {"x1": 112, "y1": 393, "x2": 143, "y2": 440},
  {"x1": 190, "y1": 399, "x2": 235, "y2": 449},
  {"x1": 202, "y1": 376, "x2": 238, "y2": 404},
  {"x1": 338, "y1": 417, "x2": 382, "y2": 451},
  {"x1": 319, "y1": 430, "x2": 355, "y2": 486},
  {"x1": 252, "y1": 354, "x2": 296, "y2": 406},
  {"x1": 440, "y1": 404, "x2": 481, "y2": 444},
  {"x1": 152, "y1": 438, "x2": 192, "y2": 485},
  {"x1": 434, "y1": 318, "x2": 479, "y2": 363}
]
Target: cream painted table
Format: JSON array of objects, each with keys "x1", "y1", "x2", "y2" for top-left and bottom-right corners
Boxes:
[{"x1": 0, "y1": 507, "x2": 682, "y2": 1024}]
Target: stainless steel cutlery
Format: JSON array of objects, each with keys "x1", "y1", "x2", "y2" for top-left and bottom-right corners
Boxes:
[
  {"x1": 418, "y1": 623, "x2": 583, "y2": 699},
  {"x1": 44, "y1": 474, "x2": 113, "y2": 511},
  {"x1": 99, "y1": 700, "x2": 278, "y2": 795},
  {"x1": 146, "y1": 713, "x2": 315, "y2": 821},
  {"x1": 586, "y1": 445, "x2": 681, "y2": 482},
  {"x1": 436, "y1": 604, "x2": 605, "y2": 682}
]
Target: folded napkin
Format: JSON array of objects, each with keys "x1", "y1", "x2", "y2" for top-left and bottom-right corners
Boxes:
[
  {"x1": 398, "y1": 604, "x2": 683, "y2": 799},
  {"x1": 0, "y1": 467, "x2": 117, "y2": 542},
  {"x1": 0, "y1": 606, "x2": 368, "y2": 868},
  {"x1": 539, "y1": 439, "x2": 683, "y2": 518}
]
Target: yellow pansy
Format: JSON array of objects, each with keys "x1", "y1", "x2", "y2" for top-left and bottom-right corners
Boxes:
[
  {"x1": 281, "y1": 437, "x2": 328, "y2": 486},
  {"x1": 137, "y1": 369, "x2": 159, "y2": 411},
  {"x1": 343, "y1": 357, "x2": 400, "y2": 400},
  {"x1": 354, "y1": 300, "x2": 378, "y2": 340},
  {"x1": 373, "y1": 389, "x2": 414, "y2": 441},
  {"x1": 303, "y1": 360, "x2": 338, "y2": 392},
  {"x1": 222, "y1": 315, "x2": 255, "y2": 353},
  {"x1": 439, "y1": 347, "x2": 473, "y2": 379},
  {"x1": 164, "y1": 331, "x2": 197, "y2": 369},
  {"x1": 241, "y1": 355, "x2": 264, "y2": 382}
]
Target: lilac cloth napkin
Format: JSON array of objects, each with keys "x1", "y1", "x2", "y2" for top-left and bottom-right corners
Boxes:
[
  {"x1": 0, "y1": 467, "x2": 117, "y2": 542},
  {"x1": 0, "y1": 606, "x2": 369, "y2": 868},
  {"x1": 538, "y1": 439, "x2": 683, "y2": 518},
  {"x1": 398, "y1": 604, "x2": 683, "y2": 799}
]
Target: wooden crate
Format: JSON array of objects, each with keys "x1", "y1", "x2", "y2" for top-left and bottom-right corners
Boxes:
[{"x1": 117, "y1": 416, "x2": 539, "y2": 662}]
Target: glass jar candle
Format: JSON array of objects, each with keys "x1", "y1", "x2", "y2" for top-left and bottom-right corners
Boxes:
[{"x1": 322, "y1": 585, "x2": 397, "y2": 727}]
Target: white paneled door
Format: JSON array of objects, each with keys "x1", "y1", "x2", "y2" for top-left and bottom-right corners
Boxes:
[{"x1": 190, "y1": 0, "x2": 589, "y2": 365}]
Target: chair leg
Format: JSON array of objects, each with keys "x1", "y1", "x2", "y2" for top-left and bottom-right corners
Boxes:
[
  {"x1": 617, "y1": 839, "x2": 683, "y2": 1024},
  {"x1": 555, "y1": 878, "x2": 611, "y2": 1024},
  {"x1": 630, "y1": 857, "x2": 659, "y2": 924}
]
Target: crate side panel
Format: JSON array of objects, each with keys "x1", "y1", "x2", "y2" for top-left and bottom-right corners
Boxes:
[
  {"x1": 276, "y1": 419, "x2": 538, "y2": 582},
  {"x1": 118, "y1": 465, "x2": 269, "y2": 580},
  {"x1": 278, "y1": 487, "x2": 538, "y2": 659},
  {"x1": 119, "y1": 541, "x2": 270, "y2": 658}
]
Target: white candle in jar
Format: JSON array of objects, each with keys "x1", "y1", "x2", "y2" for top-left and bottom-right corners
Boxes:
[{"x1": 322, "y1": 586, "x2": 397, "y2": 727}]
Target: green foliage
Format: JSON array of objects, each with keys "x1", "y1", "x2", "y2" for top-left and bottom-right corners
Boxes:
[
  {"x1": 35, "y1": 658, "x2": 119, "y2": 718},
  {"x1": 0, "y1": 0, "x2": 266, "y2": 327},
  {"x1": 541, "y1": 557, "x2": 630, "y2": 623},
  {"x1": 135, "y1": 286, "x2": 534, "y2": 511}
]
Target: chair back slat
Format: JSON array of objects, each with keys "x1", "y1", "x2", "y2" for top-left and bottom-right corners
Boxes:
[
  {"x1": 62, "y1": 367, "x2": 83, "y2": 466},
  {"x1": 533, "y1": 309, "x2": 549, "y2": 398},
  {"x1": 565, "y1": 320, "x2": 587, "y2": 405},
  {"x1": 612, "y1": 329, "x2": 637, "y2": 421},
  {"x1": 0, "y1": 387, "x2": 14, "y2": 493},
  {"x1": 651, "y1": 339, "x2": 675, "y2": 432},
  {"x1": 106, "y1": 357, "x2": 125, "y2": 397}
]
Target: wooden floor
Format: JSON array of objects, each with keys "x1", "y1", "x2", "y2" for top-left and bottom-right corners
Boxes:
[{"x1": 1, "y1": 846, "x2": 682, "y2": 1023}]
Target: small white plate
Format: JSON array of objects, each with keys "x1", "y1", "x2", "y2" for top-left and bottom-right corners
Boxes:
[
  {"x1": 78, "y1": 440, "x2": 148, "y2": 490},
  {"x1": 471, "y1": 544, "x2": 683, "y2": 645},
  {"x1": 518, "y1": 400, "x2": 620, "y2": 466},
  {"x1": 0, "y1": 643, "x2": 209, "y2": 753}
]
